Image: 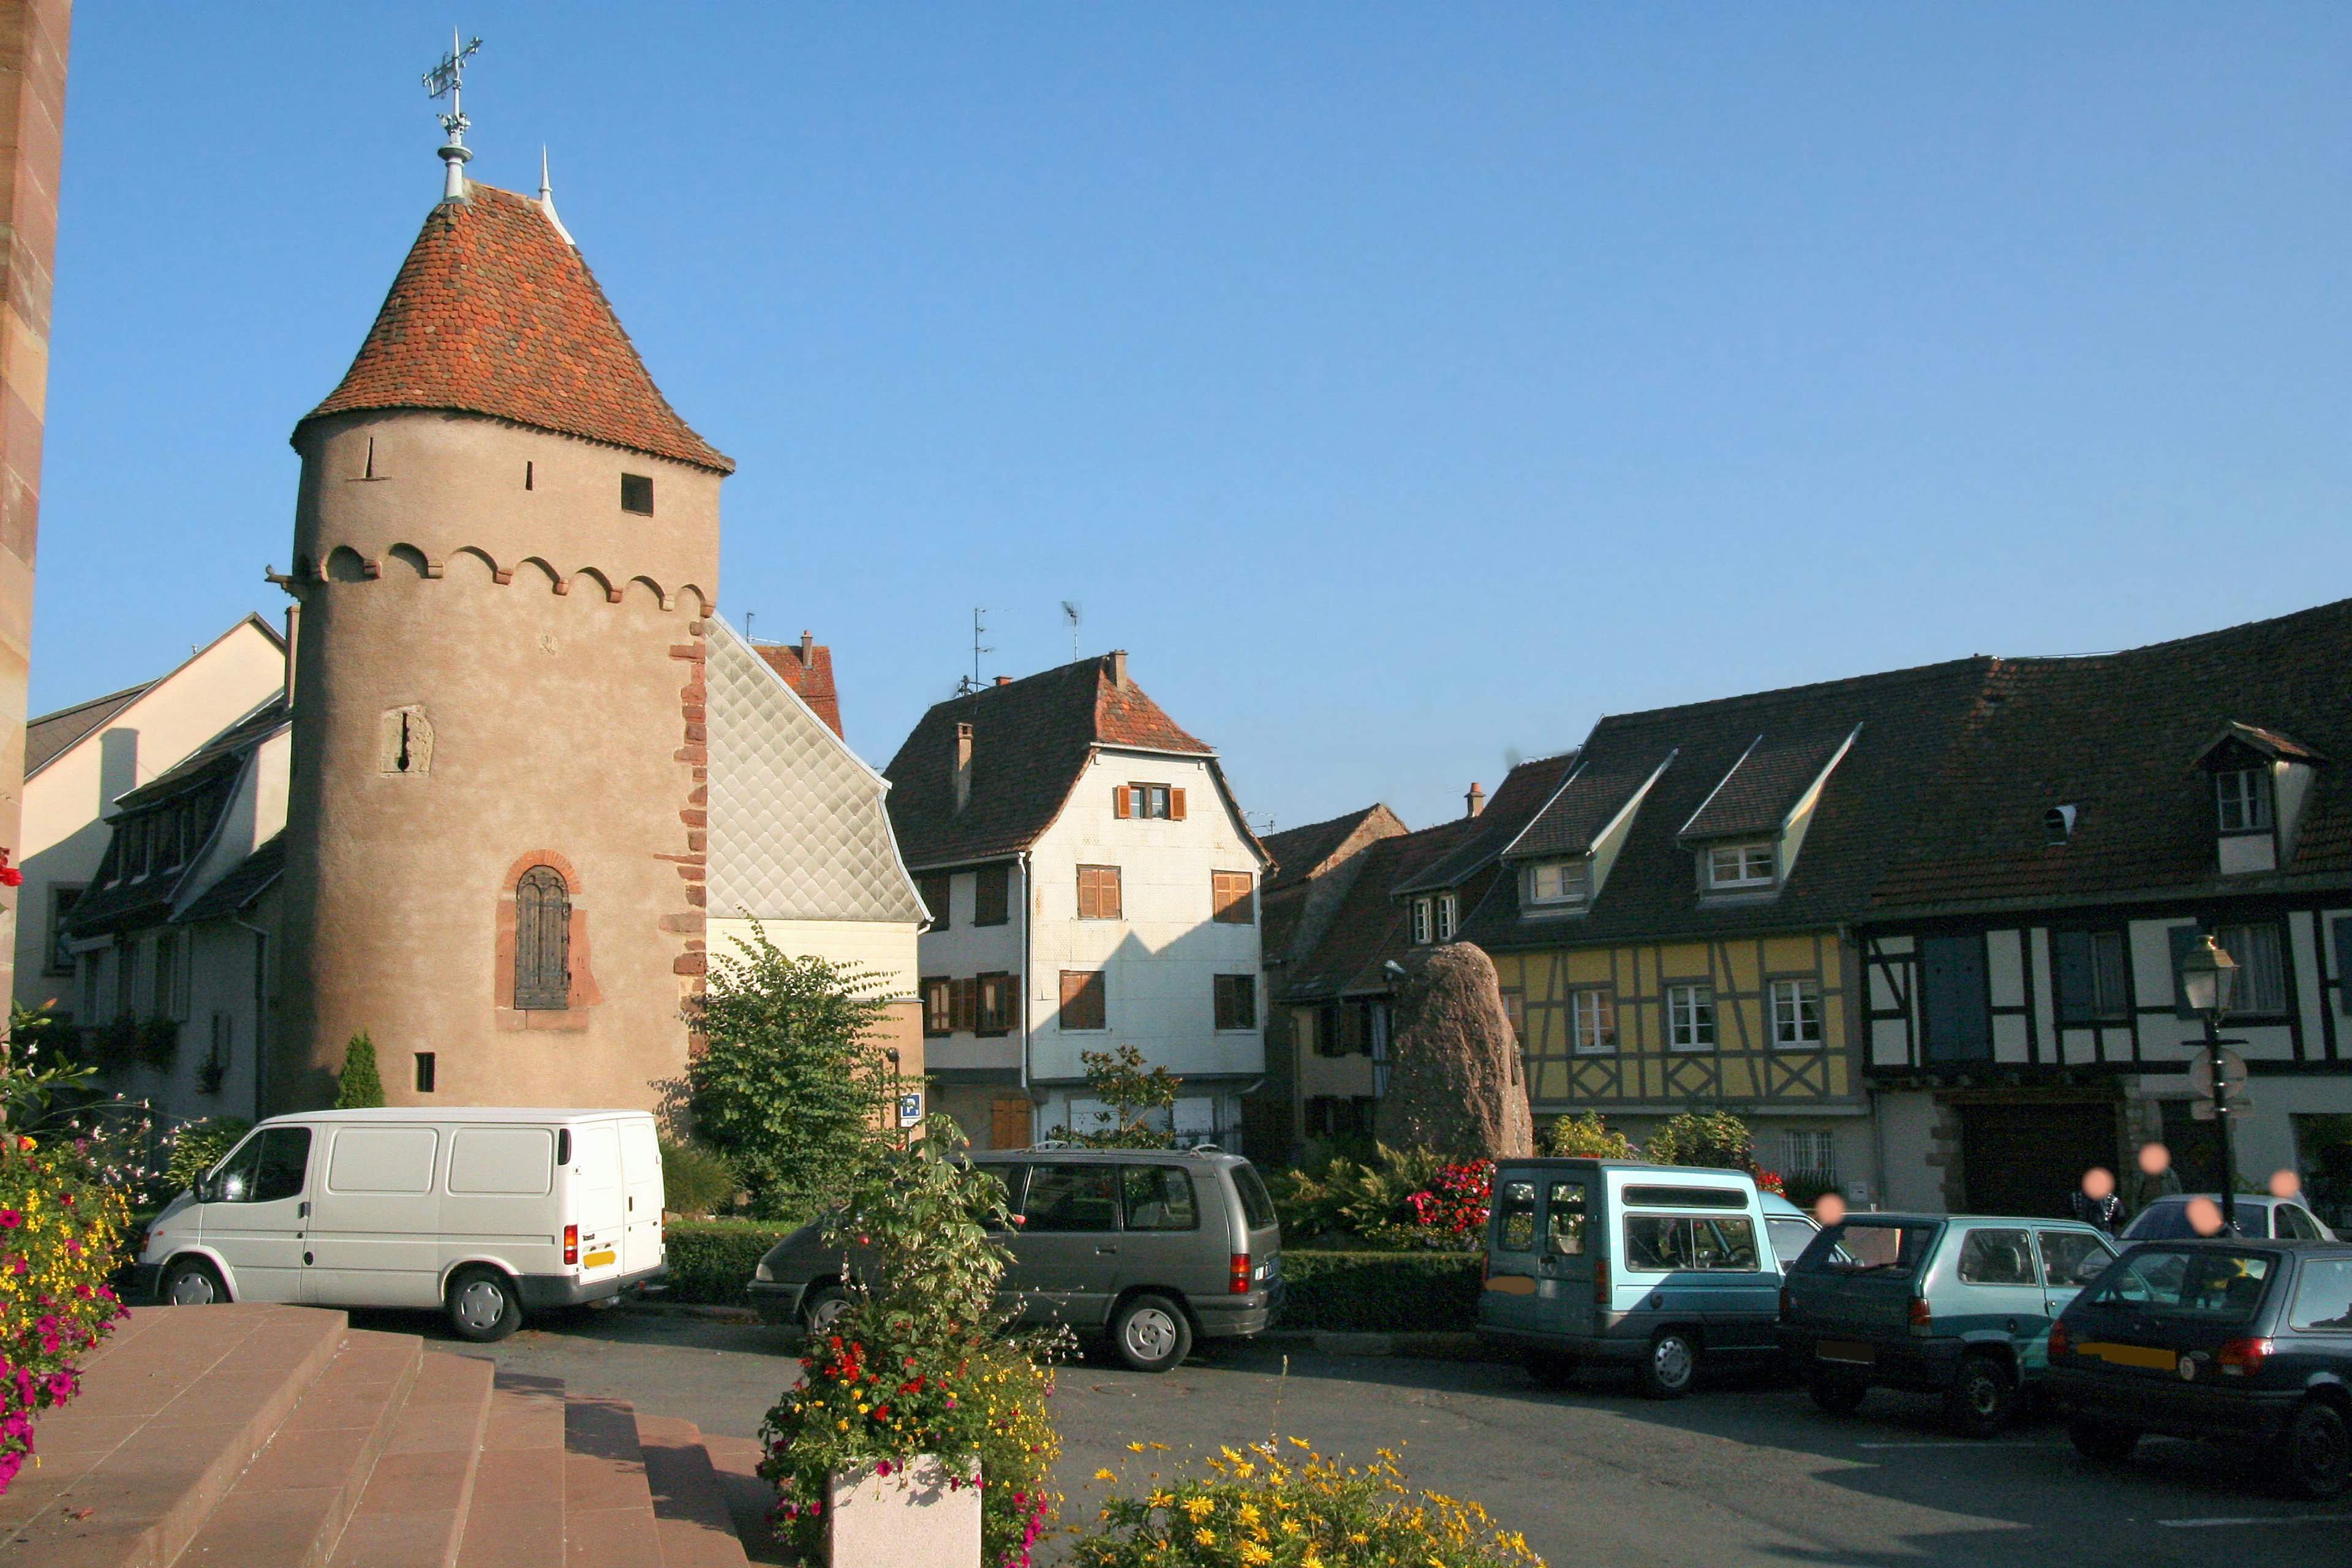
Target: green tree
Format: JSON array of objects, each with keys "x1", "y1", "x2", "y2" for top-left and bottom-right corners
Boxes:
[
  {"x1": 1545, "y1": 1111, "x2": 1639, "y2": 1159},
  {"x1": 1645, "y1": 1110, "x2": 1754, "y2": 1171},
  {"x1": 165, "y1": 1117, "x2": 252, "y2": 1194},
  {"x1": 0, "y1": 1001, "x2": 94, "y2": 1137},
  {"x1": 334, "y1": 1033, "x2": 385, "y2": 1108},
  {"x1": 1051, "y1": 1044, "x2": 1178, "y2": 1147},
  {"x1": 686, "y1": 924, "x2": 898, "y2": 1221}
]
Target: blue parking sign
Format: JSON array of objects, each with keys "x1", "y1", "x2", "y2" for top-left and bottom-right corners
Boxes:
[{"x1": 899, "y1": 1091, "x2": 924, "y2": 1129}]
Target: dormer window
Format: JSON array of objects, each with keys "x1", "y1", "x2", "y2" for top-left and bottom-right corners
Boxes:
[
  {"x1": 1411, "y1": 897, "x2": 1433, "y2": 944},
  {"x1": 1525, "y1": 860, "x2": 1590, "y2": 907},
  {"x1": 1706, "y1": 841, "x2": 1776, "y2": 889},
  {"x1": 2215, "y1": 767, "x2": 2272, "y2": 834},
  {"x1": 1435, "y1": 893, "x2": 1457, "y2": 941}
]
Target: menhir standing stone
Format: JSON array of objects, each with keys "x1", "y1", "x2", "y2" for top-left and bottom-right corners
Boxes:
[{"x1": 1376, "y1": 942, "x2": 1535, "y2": 1159}]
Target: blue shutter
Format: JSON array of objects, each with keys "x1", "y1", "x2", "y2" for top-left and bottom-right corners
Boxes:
[
  {"x1": 1920, "y1": 935, "x2": 1991, "y2": 1063},
  {"x1": 2052, "y1": 930, "x2": 2095, "y2": 1027},
  {"x1": 2333, "y1": 917, "x2": 2352, "y2": 1016},
  {"x1": 2169, "y1": 924, "x2": 2204, "y2": 1020}
]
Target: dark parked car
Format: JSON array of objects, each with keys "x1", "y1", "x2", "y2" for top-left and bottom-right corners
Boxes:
[
  {"x1": 1776, "y1": 1212, "x2": 2119, "y2": 1436},
  {"x1": 747, "y1": 1147, "x2": 1283, "y2": 1373},
  {"x1": 2122, "y1": 1194, "x2": 2337, "y2": 1242},
  {"x1": 2046, "y1": 1238, "x2": 2352, "y2": 1498}
]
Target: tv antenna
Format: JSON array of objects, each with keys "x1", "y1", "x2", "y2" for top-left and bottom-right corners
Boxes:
[
  {"x1": 956, "y1": 607, "x2": 994, "y2": 695},
  {"x1": 1061, "y1": 600, "x2": 1083, "y2": 662},
  {"x1": 424, "y1": 31, "x2": 484, "y2": 200}
]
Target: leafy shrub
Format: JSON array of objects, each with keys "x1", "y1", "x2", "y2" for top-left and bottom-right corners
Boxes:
[
  {"x1": 136, "y1": 1017, "x2": 180, "y2": 1072},
  {"x1": 0, "y1": 1132, "x2": 133, "y2": 1496},
  {"x1": 1278, "y1": 1251, "x2": 1482, "y2": 1333},
  {"x1": 758, "y1": 1118, "x2": 1065, "y2": 1568},
  {"x1": 164, "y1": 1117, "x2": 251, "y2": 1196},
  {"x1": 659, "y1": 1137, "x2": 739, "y2": 1219},
  {"x1": 662, "y1": 1219, "x2": 796, "y2": 1305},
  {"x1": 1544, "y1": 1112, "x2": 1637, "y2": 1159},
  {"x1": 88, "y1": 1016, "x2": 143, "y2": 1076},
  {"x1": 1271, "y1": 1146, "x2": 1484, "y2": 1251},
  {"x1": 1071, "y1": 1437, "x2": 1543, "y2": 1567},
  {"x1": 1643, "y1": 1111, "x2": 1784, "y2": 1194},
  {"x1": 334, "y1": 1033, "x2": 385, "y2": 1109},
  {"x1": 1049, "y1": 1046, "x2": 1178, "y2": 1148}
]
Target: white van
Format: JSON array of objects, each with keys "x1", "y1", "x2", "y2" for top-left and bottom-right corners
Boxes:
[{"x1": 132, "y1": 1107, "x2": 666, "y2": 1342}]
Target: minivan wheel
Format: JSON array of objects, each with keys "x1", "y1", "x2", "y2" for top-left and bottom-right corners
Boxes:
[
  {"x1": 1640, "y1": 1330, "x2": 1698, "y2": 1400},
  {"x1": 1110, "y1": 1293, "x2": 1193, "y2": 1374},
  {"x1": 2068, "y1": 1417, "x2": 2140, "y2": 1465},
  {"x1": 1524, "y1": 1350, "x2": 1578, "y2": 1390},
  {"x1": 1943, "y1": 1354, "x2": 2016, "y2": 1438},
  {"x1": 159, "y1": 1256, "x2": 227, "y2": 1306},
  {"x1": 801, "y1": 1284, "x2": 853, "y2": 1340},
  {"x1": 446, "y1": 1267, "x2": 523, "y2": 1343},
  {"x1": 1809, "y1": 1375, "x2": 1868, "y2": 1415},
  {"x1": 2278, "y1": 1399, "x2": 2352, "y2": 1499}
]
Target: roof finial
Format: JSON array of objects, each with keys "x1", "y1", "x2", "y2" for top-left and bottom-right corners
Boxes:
[
  {"x1": 537, "y1": 145, "x2": 574, "y2": 244},
  {"x1": 423, "y1": 29, "x2": 484, "y2": 202}
]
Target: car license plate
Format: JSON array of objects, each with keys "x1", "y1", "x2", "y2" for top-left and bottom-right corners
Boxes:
[
  {"x1": 583, "y1": 1249, "x2": 617, "y2": 1268},
  {"x1": 2076, "y1": 1341, "x2": 2175, "y2": 1371},
  {"x1": 1815, "y1": 1341, "x2": 1875, "y2": 1365}
]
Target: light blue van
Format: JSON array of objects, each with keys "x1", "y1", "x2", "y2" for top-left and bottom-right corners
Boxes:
[{"x1": 1477, "y1": 1158, "x2": 1780, "y2": 1398}]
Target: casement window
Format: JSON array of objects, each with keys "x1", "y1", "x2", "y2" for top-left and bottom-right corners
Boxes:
[
  {"x1": 973, "y1": 864, "x2": 1011, "y2": 927},
  {"x1": 2054, "y1": 930, "x2": 2132, "y2": 1025},
  {"x1": 1770, "y1": 978, "x2": 1823, "y2": 1047},
  {"x1": 2215, "y1": 921, "x2": 2288, "y2": 1014},
  {"x1": 1211, "y1": 871, "x2": 1256, "y2": 924},
  {"x1": 922, "y1": 977, "x2": 953, "y2": 1036},
  {"x1": 513, "y1": 865, "x2": 571, "y2": 1010},
  {"x1": 1435, "y1": 894, "x2": 1458, "y2": 942},
  {"x1": 919, "y1": 873, "x2": 952, "y2": 930},
  {"x1": 620, "y1": 473, "x2": 655, "y2": 515},
  {"x1": 1113, "y1": 783, "x2": 1185, "y2": 821},
  {"x1": 1527, "y1": 860, "x2": 1589, "y2": 906},
  {"x1": 1706, "y1": 842, "x2": 1776, "y2": 889},
  {"x1": 1213, "y1": 974, "x2": 1257, "y2": 1031},
  {"x1": 1667, "y1": 984, "x2": 1716, "y2": 1050},
  {"x1": 1571, "y1": 988, "x2": 1618, "y2": 1054},
  {"x1": 948, "y1": 978, "x2": 979, "y2": 1033},
  {"x1": 1314, "y1": 999, "x2": 1381, "y2": 1058},
  {"x1": 152, "y1": 934, "x2": 178, "y2": 1021},
  {"x1": 2216, "y1": 768, "x2": 2273, "y2": 833},
  {"x1": 976, "y1": 971, "x2": 1017, "y2": 1035},
  {"x1": 1059, "y1": 970, "x2": 1107, "y2": 1031},
  {"x1": 1782, "y1": 1129, "x2": 1836, "y2": 1183},
  {"x1": 45, "y1": 886, "x2": 82, "y2": 975},
  {"x1": 1411, "y1": 899, "x2": 1433, "y2": 945},
  {"x1": 1076, "y1": 864, "x2": 1123, "y2": 920}
]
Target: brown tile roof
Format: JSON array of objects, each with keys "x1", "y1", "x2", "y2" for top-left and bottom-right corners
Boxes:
[
  {"x1": 25, "y1": 680, "x2": 152, "y2": 778},
  {"x1": 1676, "y1": 726, "x2": 1857, "y2": 842},
  {"x1": 883, "y1": 654, "x2": 1223, "y2": 869},
  {"x1": 757, "y1": 639, "x2": 843, "y2": 738},
  {"x1": 1262, "y1": 804, "x2": 1408, "y2": 894},
  {"x1": 1871, "y1": 598, "x2": 2352, "y2": 913},
  {"x1": 298, "y1": 183, "x2": 732, "y2": 473},
  {"x1": 1390, "y1": 753, "x2": 1580, "y2": 896}
]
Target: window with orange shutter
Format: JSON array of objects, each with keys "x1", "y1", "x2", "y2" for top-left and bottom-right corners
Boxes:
[
  {"x1": 1211, "y1": 871, "x2": 1255, "y2": 924},
  {"x1": 1077, "y1": 864, "x2": 1123, "y2": 920},
  {"x1": 1060, "y1": 970, "x2": 1107, "y2": 1031}
]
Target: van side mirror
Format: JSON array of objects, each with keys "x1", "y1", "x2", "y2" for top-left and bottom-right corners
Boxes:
[{"x1": 195, "y1": 1175, "x2": 221, "y2": 1204}]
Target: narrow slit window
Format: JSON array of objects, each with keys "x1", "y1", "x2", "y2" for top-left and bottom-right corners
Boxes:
[
  {"x1": 525, "y1": 461, "x2": 534, "y2": 491},
  {"x1": 364, "y1": 436, "x2": 375, "y2": 480},
  {"x1": 414, "y1": 1052, "x2": 437, "y2": 1093},
  {"x1": 620, "y1": 473, "x2": 655, "y2": 515}
]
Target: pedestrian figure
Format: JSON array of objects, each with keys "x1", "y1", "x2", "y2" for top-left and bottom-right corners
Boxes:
[
  {"x1": 2185, "y1": 1195, "x2": 2227, "y2": 1237},
  {"x1": 2070, "y1": 1167, "x2": 2125, "y2": 1234},
  {"x1": 2128, "y1": 1141, "x2": 2183, "y2": 1215},
  {"x1": 1814, "y1": 1192, "x2": 1847, "y2": 1228}
]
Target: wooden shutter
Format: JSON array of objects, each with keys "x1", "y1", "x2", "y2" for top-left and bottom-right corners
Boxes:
[
  {"x1": 974, "y1": 864, "x2": 1009, "y2": 926},
  {"x1": 919, "y1": 873, "x2": 951, "y2": 930},
  {"x1": 1060, "y1": 970, "x2": 1106, "y2": 1031},
  {"x1": 2335, "y1": 918, "x2": 2352, "y2": 1016},
  {"x1": 1170, "y1": 787, "x2": 1186, "y2": 820},
  {"x1": 1114, "y1": 785, "x2": 1133, "y2": 819},
  {"x1": 513, "y1": 865, "x2": 571, "y2": 1011},
  {"x1": 1918, "y1": 934, "x2": 1990, "y2": 1063},
  {"x1": 952, "y1": 978, "x2": 979, "y2": 1032},
  {"x1": 2052, "y1": 930, "x2": 2095, "y2": 1027}
]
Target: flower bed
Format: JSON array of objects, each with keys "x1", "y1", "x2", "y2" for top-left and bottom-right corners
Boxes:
[
  {"x1": 1277, "y1": 1251, "x2": 1482, "y2": 1334},
  {"x1": 1, "y1": 1133, "x2": 131, "y2": 1495}
]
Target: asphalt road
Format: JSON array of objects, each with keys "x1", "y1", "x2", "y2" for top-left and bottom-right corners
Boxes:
[{"x1": 352, "y1": 1305, "x2": 2352, "y2": 1567}]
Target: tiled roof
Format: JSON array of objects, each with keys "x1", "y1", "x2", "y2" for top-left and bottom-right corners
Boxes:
[
  {"x1": 1390, "y1": 753, "x2": 1580, "y2": 896},
  {"x1": 175, "y1": 832, "x2": 285, "y2": 925},
  {"x1": 1463, "y1": 657, "x2": 1996, "y2": 950},
  {"x1": 298, "y1": 183, "x2": 731, "y2": 473},
  {"x1": 883, "y1": 654, "x2": 1221, "y2": 869},
  {"x1": 1262, "y1": 805, "x2": 1406, "y2": 894},
  {"x1": 1872, "y1": 598, "x2": 2352, "y2": 913},
  {"x1": 1676, "y1": 726, "x2": 1856, "y2": 842},
  {"x1": 756, "y1": 639, "x2": 843, "y2": 738},
  {"x1": 24, "y1": 680, "x2": 152, "y2": 778},
  {"x1": 116, "y1": 697, "x2": 289, "y2": 811}
]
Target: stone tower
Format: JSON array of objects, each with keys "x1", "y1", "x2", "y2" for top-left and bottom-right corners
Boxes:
[{"x1": 271, "y1": 171, "x2": 731, "y2": 1112}]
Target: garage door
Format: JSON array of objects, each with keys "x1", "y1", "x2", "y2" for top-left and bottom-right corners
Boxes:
[{"x1": 1958, "y1": 1100, "x2": 2120, "y2": 1219}]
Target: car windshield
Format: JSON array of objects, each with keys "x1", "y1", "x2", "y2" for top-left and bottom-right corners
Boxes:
[
  {"x1": 1804, "y1": 1220, "x2": 1937, "y2": 1278},
  {"x1": 2089, "y1": 1248, "x2": 2275, "y2": 1323},
  {"x1": 1766, "y1": 1218, "x2": 1819, "y2": 1271}
]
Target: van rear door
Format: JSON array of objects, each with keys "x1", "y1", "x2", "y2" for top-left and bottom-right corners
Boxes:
[
  {"x1": 619, "y1": 1118, "x2": 663, "y2": 1276},
  {"x1": 1481, "y1": 1169, "x2": 1542, "y2": 1335},
  {"x1": 1532, "y1": 1174, "x2": 1598, "y2": 1340},
  {"x1": 573, "y1": 1122, "x2": 625, "y2": 1281}
]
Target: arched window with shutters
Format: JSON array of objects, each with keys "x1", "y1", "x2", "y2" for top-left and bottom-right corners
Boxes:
[{"x1": 513, "y1": 865, "x2": 571, "y2": 1011}]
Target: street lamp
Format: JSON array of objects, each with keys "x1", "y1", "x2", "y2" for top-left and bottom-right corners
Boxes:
[{"x1": 2179, "y1": 935, "x2": 2241, "y2": 1232}]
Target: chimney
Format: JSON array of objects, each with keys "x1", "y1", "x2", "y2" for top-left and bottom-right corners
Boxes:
[
  {"x1": 1109, "y1": 649, "x2": 1128, "y2": 690},
  {"x1": 952, "y1": 722, "x2": 974, "y2": 813},
  {"x1": 800, "y1": 630, "x2": 814, "y2": 665},
  {"x1": 1465, "y1": 782, "x2": 1485, "y2": 819},
  {"x1": 993, "y1": 674, "x2": 1011, "y2": 686}
]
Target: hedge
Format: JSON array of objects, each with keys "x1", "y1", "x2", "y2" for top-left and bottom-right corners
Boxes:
[
  {"x1": 1277, "y1": 1250, "x2": 1482, "y2": 1333},
  {"x1": 661, "y1": 1220, "x2": 797, "y2": 1306}
]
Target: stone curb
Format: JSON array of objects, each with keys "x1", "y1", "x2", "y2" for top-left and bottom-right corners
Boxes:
[
  {"x1": 616, "y1": 1300, "x2": 767, "y2": 1325},
  {"x1": 1256, "y1": 1330, "x2": 1501, "y2": 1362}
]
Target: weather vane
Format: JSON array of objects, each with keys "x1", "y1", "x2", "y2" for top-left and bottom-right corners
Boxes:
[{"x1": 424, "y1": 30, "x2": 484, "y2": 200}]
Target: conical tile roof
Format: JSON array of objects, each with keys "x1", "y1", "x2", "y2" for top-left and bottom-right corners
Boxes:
[{"x1": 297, "y1": 183, "x2": 733, "y2": 473}]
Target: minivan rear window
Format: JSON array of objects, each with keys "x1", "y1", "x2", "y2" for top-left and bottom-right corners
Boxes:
[
  {"x1": 1805, "y1": 1220, "x2": 1937, "y2": 1277},
  {"x1": 1621, "y1": 1185, "x2": 1746, "y2": 1210},
  {"x1": 1229, "y1": 1163, "x2": 1278, "y2": 1231}
]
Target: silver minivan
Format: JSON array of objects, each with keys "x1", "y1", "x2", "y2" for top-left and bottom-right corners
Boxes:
[
  {"x1": 748, "y1": 1146, "x2": 1284, "y2": 1373},
  {"x1": 1478, "y1": 1158, "x2": 1781, "y2": 1398}
]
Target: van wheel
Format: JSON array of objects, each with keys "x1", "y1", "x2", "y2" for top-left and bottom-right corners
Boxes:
[
  {"x1": 2068, "y1": 1418, "x2": 2139, "y2": 1465},
  {"x1": 1110, "y1": 1294, "x2": 1193, "y2": 1373},
  {"x1": 447, "y1": 1267, "x2": 523, "y2": 1343},
  {"x1": 801, "y1": 1284, "x2": 853, "y2": 1340},
  {"x1": 1524, "y1": 1351, "x2": 1579, "y2": 1390},
  {"x1": 2278, "y1": 1400, "x2": 2352, "y2": 1499},
  {"x1": 1809, "y1": 1375, "x2": 1868, "y2": 1415},
  {"x1": 159, "y1": 1256, "x2": 227, "y2": 1306},
  {"x1": 1640, "y1": 1330, "x2": 1698, "y2": 1400},
  {"x1": 1943, "y1": 1354, "x2": 2016, "y2": 1438}
]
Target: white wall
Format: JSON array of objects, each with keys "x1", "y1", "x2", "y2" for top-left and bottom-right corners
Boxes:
[{"x1": 706, "y1": 916, "x2": 919, "y2": 1001}]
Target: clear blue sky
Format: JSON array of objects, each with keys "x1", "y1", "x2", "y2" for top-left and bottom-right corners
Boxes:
[{"x1": 36, "y1": 6, "x2": 2352, "y2": 834}]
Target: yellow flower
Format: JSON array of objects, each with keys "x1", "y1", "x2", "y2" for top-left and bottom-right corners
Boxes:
[
  {"x1": 1237, "y1": 1503, "x2": 1261, "y2": 1525},
  {"x1": 1127, "y1": 1442, "x2": 1146, "y2": 1452},
  {"x1": 1239, "y1": 1545, "x2": 1273, "y2": 1566},
  {"x1": 1194, "y1": 1528, "x2": 1216, "y2": 1546},
  {"x1": 1093, "y1": 1469, "x2": 1117, "y2": 1483}
]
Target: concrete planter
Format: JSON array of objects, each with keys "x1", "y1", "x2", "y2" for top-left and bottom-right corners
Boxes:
[{"x1": 827, "y1": 1455, "x2": 980, "y2": 1567}]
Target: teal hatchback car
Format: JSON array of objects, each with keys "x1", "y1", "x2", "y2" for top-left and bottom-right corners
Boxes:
[{"x1": 1776, "y1": 1213, "x2": 2121, "y2": 1435}]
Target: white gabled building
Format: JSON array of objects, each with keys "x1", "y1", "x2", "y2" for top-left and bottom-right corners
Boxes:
[{"x1": 883, "y1": 652, "x2": 1270, "y2": 1151}]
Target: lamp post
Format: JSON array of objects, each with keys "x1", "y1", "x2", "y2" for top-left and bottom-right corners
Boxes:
[{"x1": 2178, "y1": 935, "x2": 2241, "y2": 1232}]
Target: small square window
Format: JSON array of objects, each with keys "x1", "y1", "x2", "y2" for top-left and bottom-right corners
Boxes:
[
  {"x1": 1213, "y1": 974, "x2": 1257, "y2": 1031},
  {"x1": 2216, "y1": 768, "x2": 2272, "y2": 833},
  {"x1": 620, "y1": 473, "x2": 655, "y2": 515},
  {"x1": 1571, "y1": 988, "x2": 1616, "y2": 1054},
  {"x1": 1528, "y1": 861, "x2": 1590, "y2": 905},
  {"x1": 1770, "y1": 978, "x2": 1823, "y2": 1047},
  {"x1": 1707, "y1": 842, "x2": 1776, "y2": 889},
  {"x1": 1668, "y1": 983, "x2": 1717, "y2": 1050}
]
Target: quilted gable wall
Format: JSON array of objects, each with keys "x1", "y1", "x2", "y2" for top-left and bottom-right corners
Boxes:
[{"x1": 706, "y1": 617, "x2": 928, "y2": 924}]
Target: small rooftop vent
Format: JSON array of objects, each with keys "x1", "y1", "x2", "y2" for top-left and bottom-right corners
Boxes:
[{"x1": 2045, "y1": 804, "x2": 2078, "y2": 845}]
